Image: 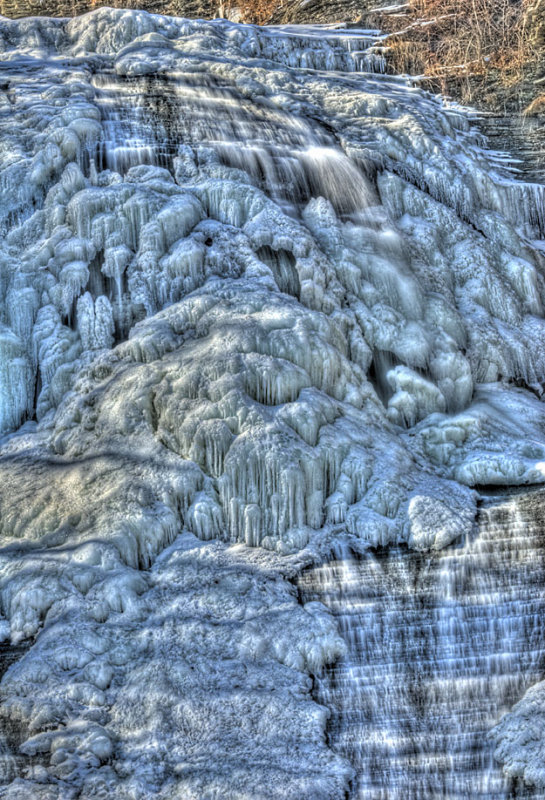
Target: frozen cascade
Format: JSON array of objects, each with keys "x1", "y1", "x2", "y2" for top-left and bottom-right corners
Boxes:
[
  {"x1": 298, "y1": 492, "x2": 545, "y2": 799},
  {"x1": 1, "y1": 8, "x2": 545, "y2": 796}
]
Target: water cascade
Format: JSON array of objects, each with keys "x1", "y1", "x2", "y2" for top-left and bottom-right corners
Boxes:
[
  {"x1": 299, "y1": 493, "x2": 545, "y2": 798},
  {"x1": 1, "y1": 10, "x2": 545, "y2": 797}
]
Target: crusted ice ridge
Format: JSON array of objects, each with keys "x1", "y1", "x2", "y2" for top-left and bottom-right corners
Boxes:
[{"x1": 1, "y1": 8, "x2": 545, "y2": 796}]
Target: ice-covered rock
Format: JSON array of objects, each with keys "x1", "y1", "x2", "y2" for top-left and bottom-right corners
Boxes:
[{"x1": 1, "y1": 8, "x2": 545, "y2": 796}]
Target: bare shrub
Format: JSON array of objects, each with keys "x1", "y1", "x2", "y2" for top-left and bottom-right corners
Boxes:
[{"x1": 378, "y1": 0, "x2": 537, "y2": 103}]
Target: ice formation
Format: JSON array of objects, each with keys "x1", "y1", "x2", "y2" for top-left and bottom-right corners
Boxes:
[{"x1": 0, "y1": 8, "x2": 545, "y2": 796}]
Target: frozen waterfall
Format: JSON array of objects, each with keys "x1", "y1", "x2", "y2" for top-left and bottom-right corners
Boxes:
[{"x1": 0, "y1": 8, "x2": 545, "y2": 798}]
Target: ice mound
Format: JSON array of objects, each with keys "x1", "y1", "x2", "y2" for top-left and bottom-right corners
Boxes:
[
  {"x1": 0, "y1": 534, "x2": 349, "y2": 799},
  {"x1": 493, "y1": 680, "x2": 545, "y2": 789},
  {"x1": 1, "y1": 7, "x2": 545, "y2": 795}
]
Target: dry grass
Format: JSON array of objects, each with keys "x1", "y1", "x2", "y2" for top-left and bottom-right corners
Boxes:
[
  {"x1": 377, "y1": 0, "x2": 537, "y2": 103},
  {"x1": 524, "y1": 92, "x2": 545, "y2": 115},
  {"x1": 223, "y1": 0, "x2": 281, "y2": 23}
]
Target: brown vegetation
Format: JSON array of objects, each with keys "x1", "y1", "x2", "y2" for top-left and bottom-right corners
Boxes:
[
  {"x1": 0, "y1": 0, "x2": 282, "y2": 24},
  {"x1": 524, "y1": 91, "x2": 545, "y2": 114},
  {"x1": 374, "y1": 0, "x2": 542, "y2": 106},
  {"x1": 226, "y1": 0, "x2": 281, "y2": 24}
]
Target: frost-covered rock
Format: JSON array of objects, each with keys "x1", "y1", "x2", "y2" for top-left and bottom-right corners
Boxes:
[
  {"x1": 1, "y1": 8, "x2": 545, "y2": 795},
  {"x1": 492, "y1": 681, "x2": 545, "y2": 789}
]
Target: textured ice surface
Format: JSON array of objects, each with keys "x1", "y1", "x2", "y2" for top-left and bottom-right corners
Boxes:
[
  {"x1": 1, "y1": 8, "x2": 545, "y2": 795},
  {"x1": 0, "y1": 534, "x2": 349, "y2": 799}
]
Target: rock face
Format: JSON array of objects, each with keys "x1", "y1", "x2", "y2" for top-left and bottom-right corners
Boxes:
[
  {"x1": 0, "y1": 0, "x2": 383, "y2": 22},
  {"x1": 0, "y1": 0, "x2": 218, "y2": 19},
  {"x1": 1, "y1": 8, "x2": 545, "y2": 797},
  {"x1": 271, "y1": 0, "x2": 367, "y2": 24}
]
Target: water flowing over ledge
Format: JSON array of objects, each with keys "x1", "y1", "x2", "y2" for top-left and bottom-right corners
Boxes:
[
  {"x1": 0, "y1": 8, "x2": 545, "y2": 797},
  {"x1": 299, "y1": 491, "x2": 545, "y2": 798}
]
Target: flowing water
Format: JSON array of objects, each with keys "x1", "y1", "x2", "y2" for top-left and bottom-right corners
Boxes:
[
  {"x1": 89, "y1": 27, "x2": 383, "y2": 217},
  {"x1": 299, "y1": 493, "x2": 545, "y2": 799}
]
